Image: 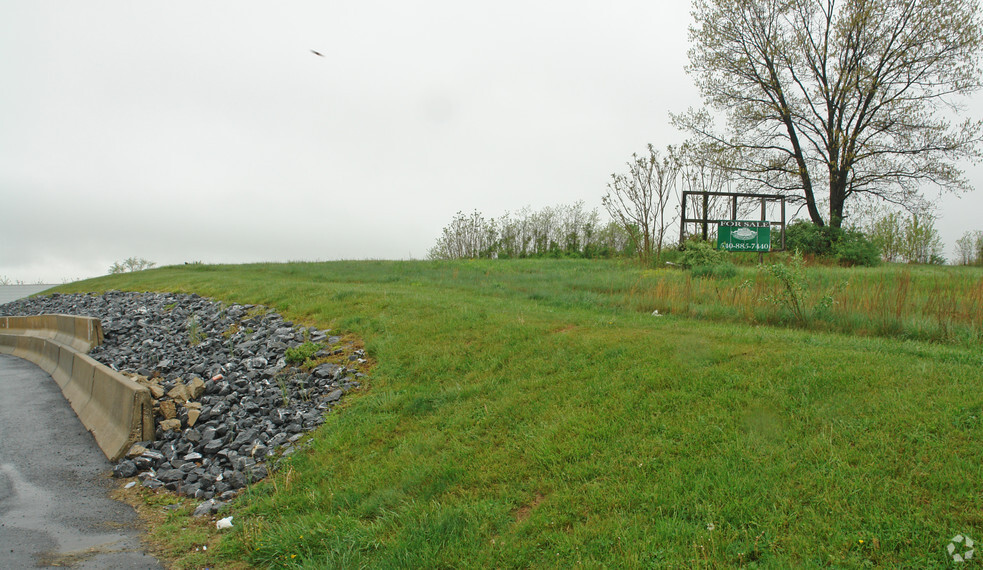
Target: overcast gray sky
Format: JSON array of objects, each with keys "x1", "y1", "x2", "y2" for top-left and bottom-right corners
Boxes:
[{"x1": 2, "y1": 1, "x2": 982, "y2": 283}]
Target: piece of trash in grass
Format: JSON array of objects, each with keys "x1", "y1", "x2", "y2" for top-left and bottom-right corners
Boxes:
[{"x1": 216, "y1": 516, "x2": 233, "y2": 530}]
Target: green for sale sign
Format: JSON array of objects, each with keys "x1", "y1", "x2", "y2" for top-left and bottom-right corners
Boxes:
[{"x1": 717, "y1": 221, "x2": 771, "y2": 252}]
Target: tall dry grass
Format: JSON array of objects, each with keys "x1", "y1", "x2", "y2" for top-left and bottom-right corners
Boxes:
[{"x1": 624, "y1": 264, "x2": 983, "y2": 346}]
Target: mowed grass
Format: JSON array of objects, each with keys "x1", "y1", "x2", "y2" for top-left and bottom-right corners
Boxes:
[{"x1": 52, "y1": 259, "x2": 983, "y2": 567}]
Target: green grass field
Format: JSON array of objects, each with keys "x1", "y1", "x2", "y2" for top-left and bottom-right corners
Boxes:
[{"x1": 53, "y1": 259, "x2": 983, "y2": 567}]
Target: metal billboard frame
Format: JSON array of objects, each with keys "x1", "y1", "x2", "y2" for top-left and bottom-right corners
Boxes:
[{"x1": 679, "y1": 191, "x2": 787, "y2": 252}]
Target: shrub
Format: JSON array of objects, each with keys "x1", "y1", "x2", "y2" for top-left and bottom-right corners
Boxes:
[
  {"x1": 761, "y1": 250, "x2": 848, "y2": 323},
  {"x1": 785, "y1": 220, "x2": 833, "y2": 256},
  {"x1": 831, "y1": 229, "x2": 880, "y2": 267},
  {"x1": 762, "y1": 250, "x2": 809, "y2": 323},
  {"x1": 679, "y1": 238, "x2": 727, "y2": 269},
  {"x1": 784, "y1": 221, "x2": 879, "y2": 267},
  {"x1": 285, "y1": 342, "x2": 324, "y2": 366}
]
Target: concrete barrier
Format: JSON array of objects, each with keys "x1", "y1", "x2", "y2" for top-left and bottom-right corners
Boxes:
[
  {"x1": 0, "y1": 315, "x2": 152, "y2": 462},
  {"x1": 84, "y1": 366, "x2": 155, "y2": 459},
  {"x1": 0, "y1": 314, "x2": 103, "y2": 353},
  {"x1": 41, "y1": 339, "x2": 60, "y2": 376},
  {"x1": 62, "y1": 352, "x2": 97, "y2": 414},
  {"x1": 53, "y1": 341, "x2": 76, "y2": 389}
]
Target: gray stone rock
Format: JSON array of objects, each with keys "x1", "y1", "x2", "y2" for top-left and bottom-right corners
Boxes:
[
  {"x1": 134, "y1": 456, "x2": 155, "y2": 471},
  {"x1": 157, "y1": 468, "x2": 185, "y2": 483},
  {"x1": 249, "y1": 465, "x2": 268, "y2": 481},
  {"x1": 113, "y1": 460, "x2": 137, "y2": 478},
  {"x1": 184, "y1": 428, "x2": 202, "y2": 443},
  {"x1": 203, "y1": 439, "x2": 224, "y2": 455},
  {"x1": 313, "y1": 363, "x2": 343, "y2": 380},
  {"x1": 193, "y1": 499, "x2": 217, "y2": 517}
]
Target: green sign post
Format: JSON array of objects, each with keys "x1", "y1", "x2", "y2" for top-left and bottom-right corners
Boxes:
[{"x1": 717, "y1": 221, "x2": 771, "y2": 252}]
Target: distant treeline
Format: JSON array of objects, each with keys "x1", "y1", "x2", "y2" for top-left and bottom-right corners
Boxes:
[
  {"x1": 429, "y1": 201, "x2": 983, "y2": 267},
  {"x1": 427, "y1": 203, "x2": 641, "y2": 260}
]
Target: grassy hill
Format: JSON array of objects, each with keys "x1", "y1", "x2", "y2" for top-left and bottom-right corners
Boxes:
[{"x1": 54, "y1": 259, "x2": 983, "y2": 567}]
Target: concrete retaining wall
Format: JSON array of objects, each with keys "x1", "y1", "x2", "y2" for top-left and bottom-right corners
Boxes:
[
  {"x1": 0, "y1": 314, "x2": 104, "y2": 353},
  {"x1": 0, "y1": 315, "x2": 153, "y2": 462}
]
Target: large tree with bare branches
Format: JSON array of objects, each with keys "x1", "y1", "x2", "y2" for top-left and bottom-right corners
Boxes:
[{"x1": 676, "y1": 0, "x2": 983, "y2": 228}]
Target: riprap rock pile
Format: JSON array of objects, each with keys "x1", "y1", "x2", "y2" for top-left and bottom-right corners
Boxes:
[{"x1": 0, "y1": 291, "x2": 366, "y2": 505}]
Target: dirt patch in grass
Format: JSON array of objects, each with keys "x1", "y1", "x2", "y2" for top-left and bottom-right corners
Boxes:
[
  {"x1": 514, "y1": 492, "x2": 546, "y2": 523},
  {"x1": 110, "y1": 481, "x2": 253, "y2": 570}
]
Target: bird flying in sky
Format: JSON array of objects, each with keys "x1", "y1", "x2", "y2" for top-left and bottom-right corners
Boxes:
[{"x1": 311, "y1": 49, "x2": 324, "y2": 57}]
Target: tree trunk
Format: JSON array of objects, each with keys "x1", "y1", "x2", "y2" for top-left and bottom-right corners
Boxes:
[
  {"x1": 780, "y1": 102, "x2": 824, "y2": 227},
  {"x1": 828, "y1": 174, "x2": 847, "y2": 228}
]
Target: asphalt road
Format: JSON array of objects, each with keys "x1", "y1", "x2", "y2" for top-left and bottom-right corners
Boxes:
[{"x1": 0, "y1": 354, "x2": 163, "y2": 569}]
